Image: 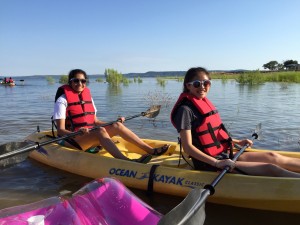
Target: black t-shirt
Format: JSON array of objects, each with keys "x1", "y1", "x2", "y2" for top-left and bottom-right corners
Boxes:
[
  {"x1": 173, "y1": 103, "x2": 204, "y2": 133},
  {"x1": 172, "y1": 102, "x2": 205, "y2": 149}
]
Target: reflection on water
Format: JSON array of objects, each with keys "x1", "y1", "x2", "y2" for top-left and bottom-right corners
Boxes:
[
  {"x1": 238, "y1": 83, "x2": 261, "y2": 93},
  {"x1": 0, "y1": 159, "x2": 92, "y2": 209},
  {"x1": 106, "y1": 84, "x2": 123, "y2": 96},
  {"x1": 1, "y1": 76, "x2": 300, "y2": 224}
]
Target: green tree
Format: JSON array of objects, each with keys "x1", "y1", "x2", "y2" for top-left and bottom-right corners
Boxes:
[
  {"x1": 277, "y1": 63, "x2": 284, "y2": 71},
  {"x1": 105, "y1": 68, "x2": 124, "y2": 86},
  {"x1": 59, "y1": 75, "x2": 68, "y2": 84},
  {"x1": 283, "y1": 60, "x2": 298, "y2": 70},
  {"x1": 45, "y1": 76, "x2": 55, "y2": 84},
  {"x1": 263, "y1": 61, "x2": 278, "y2": 70}
]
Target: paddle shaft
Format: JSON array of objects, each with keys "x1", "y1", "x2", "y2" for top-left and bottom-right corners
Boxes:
[
  {"x1": 0, "y1": 111, "x2": 151, "y2": 160},
  {"x1": 177, "y1": 132, "x2": 259, "y2": 225},
  {"x1": 209, "y1": 132, "x2": 258, "y2": 189}
]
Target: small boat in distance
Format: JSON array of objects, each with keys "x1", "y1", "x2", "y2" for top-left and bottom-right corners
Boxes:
[
  {"x1": 0, "y1": 77, "x2": 16, "y2": 86},
  {"x1": 0, "y1": 81, "x2": 16, "y2": 86}
]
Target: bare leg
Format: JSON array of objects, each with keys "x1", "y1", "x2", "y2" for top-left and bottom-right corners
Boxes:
[
  {"x1": 235, "y1": 161, "x2": 300, "y2": 178},
  {"x1": 73, "y1": 128, "x2": 128, "y2": 160},
  {"x1": 238, "y1": 151, "x2": 300, "y2": 173},
  {"x1": 104, "y1": 122, "x2": 155, "y2": 154}
]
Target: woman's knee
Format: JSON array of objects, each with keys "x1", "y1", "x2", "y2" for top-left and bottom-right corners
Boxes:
[
  {"x1": 240, "y1": 151, "x2": 282, "y2": 163},
  {"x1": 112, "y1": 121, "x2": 125, "y2": 130},
  {"x1": 97, "y1": 127, "x2": 109, "y2": 136},
  {"x1": 263, "y1": 152, "x2": 281, "y2": 163},
  {"x1": 262, "y1": 163, "x2": 283, "y2": 176}
]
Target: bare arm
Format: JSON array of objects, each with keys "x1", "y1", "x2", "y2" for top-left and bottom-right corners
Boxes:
[
  {"x1": 94, "y1": 115, "x2": 105, "y2": 126},
  {"x1": 180, "y1": 129, "x2": 218, "y2": 166},
  {"x1": 180, "y1": 129, "x2": 236, "y2": 170},
  {"x1": 232, "y1": 138, "x2": 253, "y2": 147},
  {"x1": 55, "y1": 119, "x2": 72, "y2": 136}
]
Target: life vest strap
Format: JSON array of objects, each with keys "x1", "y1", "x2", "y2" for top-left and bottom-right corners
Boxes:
[
  {"x1": 68, "y1": 112, "x2": 95, "y2": 119},
  {"x1": 68, "y1": 100, "x2": 93, "y2": 106},
  {"x1": 203, "y1": 109, "x2": 218, "y2": 117},
  {"x1": 50, "y1": 117, "x2": 83, "y2": 150},
  {"x1": 71, "y1": 122, "x2": 95, "y2": 128},
  {"x1": 64, "y1": 138, "x2": 83, "y2": 150},
  {"x1": 201, "y1": 138, "x2": 232, "y2": 149},
  {"x1": 196, "y1": 124, "x2": 222, "y2": 136},
  {"x1": 207, "y1": 123, "x2": 221, "y2": 148},
  {"x1": 177, "y1": 137, "x2": 194, "y2": 169}
]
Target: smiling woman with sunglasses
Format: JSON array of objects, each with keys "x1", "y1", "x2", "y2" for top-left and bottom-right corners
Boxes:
[
  {"x1": 170, "y1": 67, "x2": 300, "y2": 177},
  {"x1": 52, "y1": 69, "x2": 170, "y2": 164}
]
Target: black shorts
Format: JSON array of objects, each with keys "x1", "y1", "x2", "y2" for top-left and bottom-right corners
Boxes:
[{"x1": 192, "y1": 152, "x2": 230, "y2": 172}]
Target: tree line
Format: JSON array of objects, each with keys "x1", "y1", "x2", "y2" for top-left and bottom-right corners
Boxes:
[{"x1": 263, "y1": 59, "x2": 298, "y2": 71}]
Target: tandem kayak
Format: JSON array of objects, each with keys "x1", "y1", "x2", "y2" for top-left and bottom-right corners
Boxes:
[
  {"x1": 0, "y1": 177, "x2": 162, "y2": 224},
  {"x1": 25, "y1": 130, "x2": 300, "y2": 213}
]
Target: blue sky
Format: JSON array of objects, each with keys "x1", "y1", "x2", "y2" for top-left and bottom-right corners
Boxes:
[{"x1": 1, "y1": 0, "x2": 300, "y2": 76}]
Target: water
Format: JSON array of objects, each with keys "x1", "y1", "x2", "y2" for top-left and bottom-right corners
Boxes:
[{"x1": 1, "y1": 76, "x2": 300, "y2": 224}]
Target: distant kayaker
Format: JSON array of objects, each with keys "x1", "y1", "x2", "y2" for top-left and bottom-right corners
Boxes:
[
  {"x1": 53, "y1": 69, "x2": 169, "y2": 163},
  {"x1": 8, "y1": 77, "x2": 14, "y2": 83},
  {"x1": 171, "y1": 67, "x2": 300, "y2": 177}
]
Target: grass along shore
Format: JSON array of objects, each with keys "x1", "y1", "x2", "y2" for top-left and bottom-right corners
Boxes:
[
  {"x1": 162, "y1": 71, "x2": 300, "y2": 84},
  {"x1": 50, "y1": 71, "x2": 300, "y2": 86}
]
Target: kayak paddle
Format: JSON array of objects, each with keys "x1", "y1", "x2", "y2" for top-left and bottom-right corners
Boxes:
[
  {"x1": 158, "y1": 123, "x2": 261, "y2": 225},
  {"x1": 0, "y1": 105, "x2": 161, "y2": 167}
]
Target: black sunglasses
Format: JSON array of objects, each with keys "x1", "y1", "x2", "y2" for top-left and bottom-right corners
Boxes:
[
  {"x1": 70, "y1": 78, "x2": 87, "y2": 84},
  {"x1": 187, "y1": 79, "x2": 211, "y2": 88}
]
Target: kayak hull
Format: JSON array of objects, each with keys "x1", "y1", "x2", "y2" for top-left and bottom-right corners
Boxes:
[
  {"x1": 26, "y1": 131, "x2": 300, "y2": 213},
  {"x1": 0, "y1": 178, "x2": 161, "y2": 224}
]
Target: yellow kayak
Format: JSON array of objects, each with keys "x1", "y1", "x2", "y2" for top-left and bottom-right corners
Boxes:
[{"x1": 26, "y1": 130, "x2": 300, "y2": 213}]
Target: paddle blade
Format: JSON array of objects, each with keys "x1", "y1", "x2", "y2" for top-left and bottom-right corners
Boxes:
[
  {"x1": 144, "y1": 105, "x2": 161, "y2": 118},
  {"x1": 0, "y1": 142, "x2": 31, "y2": 168},
  {"x1": 253, "y1": 123, "x2": 262, "y2": 140},
  {"x1": 158, "y1": 188, "x2": 206, "y2": 225}
]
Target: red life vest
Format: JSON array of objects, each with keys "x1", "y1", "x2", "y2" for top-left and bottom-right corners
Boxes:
[
  {"x1": 170, "y1": 93, "x2": 232, "y2": 156},
  {"x1": 58, "y1": 85, "x2": 95, "y2": 131}
]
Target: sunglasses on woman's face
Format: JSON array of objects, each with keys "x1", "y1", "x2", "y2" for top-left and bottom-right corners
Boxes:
[
  {"x1": 187, "y1": 79, "x2": 211, "y2": 88},
  {"x1": 70, "y1": 78, "x2": 87, "y2": 84}
]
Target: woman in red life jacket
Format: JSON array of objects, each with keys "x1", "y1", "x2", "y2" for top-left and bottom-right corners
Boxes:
[
  {"x1": 53, "y1": 69, "x2": 169, "y2": 164},
  {"x1": 171, "y1": 67, "x2": 300, "y2": 177}
]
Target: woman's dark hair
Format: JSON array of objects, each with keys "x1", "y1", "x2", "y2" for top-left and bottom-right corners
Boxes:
[
  {"x1": 68, "y1": 69, "x2": 88, "y2": 83},
  {"x1": 183, "y1": 67, "x2": 211, "y2": 93}
]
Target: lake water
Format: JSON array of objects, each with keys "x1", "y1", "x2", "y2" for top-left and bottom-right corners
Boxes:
[{"x1": 1, "y1": 76, "x2": 300, "y2": 224}]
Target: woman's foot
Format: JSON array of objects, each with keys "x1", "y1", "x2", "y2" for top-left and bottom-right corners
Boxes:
[{"x1": 152, "y1": 144, "x2": 171, "y2": 156}]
